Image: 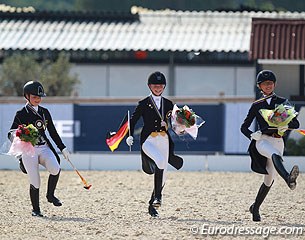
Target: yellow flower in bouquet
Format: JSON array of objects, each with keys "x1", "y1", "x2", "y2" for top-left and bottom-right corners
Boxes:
[{"x1": 259, "y1": 104, "x2": 298, "y2": 135}]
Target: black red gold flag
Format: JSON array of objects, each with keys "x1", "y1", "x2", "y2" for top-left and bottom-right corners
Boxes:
[{"x1": 106, "y1": 114, "x2": 129, "y2": 152}]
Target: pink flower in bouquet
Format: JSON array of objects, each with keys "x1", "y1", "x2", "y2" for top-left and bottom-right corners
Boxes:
[{"x1": 260, "y1": 104, "x2": 297, "y2": 127}]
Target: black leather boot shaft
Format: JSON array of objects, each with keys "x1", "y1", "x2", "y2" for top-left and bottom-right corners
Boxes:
[
  {"x1": 272, "y1": 154, "x2": 289, "y2": 182},
  {"x1": 46, "y1": 172, "x2": 62, "y2": 206},
  {"x1": 47, "y1": 172, "x2": 60, "y2": 197},
  {"x1": 30, "y1": 184, "x2": 40, "y2": 212},
  {"x1": 154, "y1": 168, "x2": 164, "y2": 200},
  {"x1": 251, "y1": 182, "x2": 272, "y2": 221}
]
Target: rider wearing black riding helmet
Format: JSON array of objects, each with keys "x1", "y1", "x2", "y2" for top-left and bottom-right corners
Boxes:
[
  {"x1": 8, "y1": 81, "x2": 71, "y2": 217},
  {"x1": 241, "y1": 70, "x2": 300, "y2": 222},
  {"x1": 126, "y1": 72, "x2": 183, "y2": 217}
]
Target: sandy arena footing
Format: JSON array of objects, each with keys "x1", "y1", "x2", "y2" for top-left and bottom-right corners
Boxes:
[{"x1": 0, "y1": 170, "x2": 304, "y2": 239}]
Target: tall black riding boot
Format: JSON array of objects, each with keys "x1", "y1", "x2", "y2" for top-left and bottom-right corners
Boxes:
[
  {"x1": 249, "y1": 183, "x2": 272, "y2": 221},
  {"x1": 30, "y1": 184, "x2": 43, "y2": 217},
  {"x1": 272, "y1": 154, "x2": 299, "y2": 190},
  {"x1": 46, "y1": 172, "x2": 62, "y2": 206},
  {"x1": 152, "y1": 168, "x2": 164, "y2": 208}
]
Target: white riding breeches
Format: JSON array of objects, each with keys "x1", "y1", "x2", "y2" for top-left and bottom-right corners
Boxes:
[
  {"x1": 22, "y1": 144, "x2": 60, "y2": 189},
  {"x1": 256, "y1": 135, "x2": 284, "y2": 186},
  {"x1": 142, "y1": 133, "x2": 169, "y2": 170},
  {"x1": 142, "y1": 133, "x2": 169, "y2": 186}
]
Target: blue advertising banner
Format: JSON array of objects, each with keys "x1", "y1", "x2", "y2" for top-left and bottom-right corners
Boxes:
[{"x1": 73, "y1": 104, "x2": 224, "y2": 153}]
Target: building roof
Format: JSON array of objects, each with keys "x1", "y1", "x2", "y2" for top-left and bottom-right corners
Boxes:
[
  {"x1": 249, "y1": 18, "x2": 305, "y2": 60},
  {"x1": 1, "y1": 7, "x2": 305, "y2": 54}
]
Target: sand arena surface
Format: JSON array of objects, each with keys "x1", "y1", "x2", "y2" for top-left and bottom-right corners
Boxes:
[{"x1": 0, "y1": 170, "x2": 304, "y2": 239}]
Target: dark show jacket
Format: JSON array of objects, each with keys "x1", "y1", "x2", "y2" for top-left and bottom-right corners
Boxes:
[
  {"x1": 240, "y1": 94, "x2": 299, "y2": 174},
  {"x1": 8, "y1": 104, "x2": 66, "y2": 163},
  {"x1": 129, "y1": 96, "x2": 183, "y2": 174}
]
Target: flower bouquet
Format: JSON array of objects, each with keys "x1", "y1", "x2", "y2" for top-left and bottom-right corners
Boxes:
[
  {"x1": 8, "y1": 124, "x2": 39, "y2": 157},
  {"x1": 171, "y1": 104, "x2": 205, "y2": 140},
  {"x1": 259, "y1": 103, "x2": 298, "y2": 136}
]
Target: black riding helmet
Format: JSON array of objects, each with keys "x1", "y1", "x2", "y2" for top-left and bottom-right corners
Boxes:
[
  {"x1": 256, "y1": 70, "x2": 276, "y2": 85},
  {"x1": 147, "y1": 71, "x2": 166, "y2": 85},
  {"x1": 23, "y1": 81, "x2": 46, "y2": 98}
]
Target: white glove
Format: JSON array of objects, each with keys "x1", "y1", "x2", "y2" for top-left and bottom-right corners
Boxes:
[
  {"x1": 250, "y1": 130, "x2": 262, "y2": 141},
  {"x1": 126, "y1": 136, "x2": 134, "y2": 146},
  {"x1": 62, "y1": 148, "x2": 70, "y2": 160},
  {"x1": 278, "y1": 125, "x2": 289, "y2": 133}
]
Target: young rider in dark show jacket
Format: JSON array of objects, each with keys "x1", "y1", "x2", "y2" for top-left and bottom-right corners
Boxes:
[
  {"x1": 8, "y1": 81, "x2": 70, "y2": 217},
  {"x1": 126, "y1": 72, "x2": 183, "y2": 217},
  {"x1": 241, "y1": 70, "x2": 300, "y2": 222}
]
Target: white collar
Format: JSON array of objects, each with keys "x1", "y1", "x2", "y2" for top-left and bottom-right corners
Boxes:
[
  {"x1": 150, "y1": 94, "x2": 162, "y2": 109},
  {"x1": 27, "y1": 102, "x2": 38, "y2": 112},
  {"x1": 263, "y1": 94, "x2": 272, "y2": 105},
  {"x1": 151, "y1": 94, "x2": 161, "y2": 101}
]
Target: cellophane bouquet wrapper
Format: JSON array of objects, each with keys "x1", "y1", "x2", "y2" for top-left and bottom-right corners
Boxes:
[
  {"x1": 259, "y1": 103, "x2": 298, "y2": 136},
  {"x1": 8, "y1": 124, "x2": 39, "y2": 157},
  {"x1": 171, "y1": 104, "x2": 205, "y2": 140}
]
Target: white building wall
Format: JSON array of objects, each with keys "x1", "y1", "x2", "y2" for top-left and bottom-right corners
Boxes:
[
  {"x1": 71, "y1": 64, "x2": 256, "y2": 97},
  {"x1": 175, "y1": 66, "x2": 235, "y2": 96},
  {"x1": 236, "y1": 67, "x2": 256, "y2": 96},
  {"x1": 70, "y1": 64, "x2": 108, "y2": 96},
  {"x1": 109, "y1": 65, "x2": 169, "y2": 97},
  {"x1": 175, "y1": 66, "x2": 255, "y2": 97}
]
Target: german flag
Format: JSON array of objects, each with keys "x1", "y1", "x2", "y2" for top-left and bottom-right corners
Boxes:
[{"x1": 106, "y1": 114, "x2": 129, "y2": 151}]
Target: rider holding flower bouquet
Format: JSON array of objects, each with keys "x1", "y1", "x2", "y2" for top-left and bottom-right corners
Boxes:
[
  {"x1": 125, "y1": 72, "x2": 183, "y2": 217},
  {"x1": 8, "y1": 81, "x2": 71, "y2": 217},
  {"x1": 241, "y1": 70, "x2": 300, "y2": 222}
]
